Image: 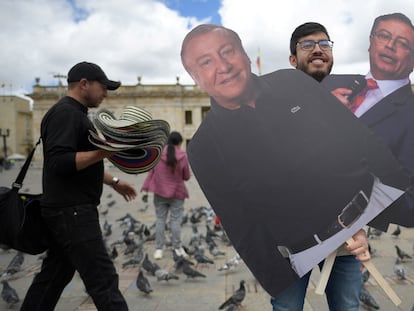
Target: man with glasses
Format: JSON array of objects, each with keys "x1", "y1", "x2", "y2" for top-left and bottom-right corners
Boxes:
[
  {"x1": 323, "y1": 13, "x2": 414, "y2": 231},
  {"x1": 269, "y1": 22, "x2": 369, "y2": 311},
  {"x1": 288, "y1": 22, "x2": 334, "y2": 82}
]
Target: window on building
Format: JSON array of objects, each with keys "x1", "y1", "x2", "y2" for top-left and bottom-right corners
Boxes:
[
  {"x1": 202, "y1": 106, "x2": 210, "y2": 120},
  {"x1": 185, "y1": 110, "x2": 192, "y2": 124}
]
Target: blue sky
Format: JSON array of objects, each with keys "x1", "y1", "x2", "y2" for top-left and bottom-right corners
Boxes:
[
  {"x1": 161, "y1": 0, "x2": 221, "y2": 25},
  {"x1": 67, "y1": 0, "x2": 90, "y2": 22},
  {"x1": 67, "y1": 0, "x2": 222, "y2": 25}
]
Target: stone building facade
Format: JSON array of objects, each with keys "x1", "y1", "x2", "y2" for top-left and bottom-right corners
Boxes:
[
  {"x1": 0, "y1": 95, "x2": 33, "y2": 159},
  {"x1": 5, "y1": 80, "x2": 414, "y2": 163},
  {"x1": 29, "y1": 79, "x2": 210, "y2": 160}
]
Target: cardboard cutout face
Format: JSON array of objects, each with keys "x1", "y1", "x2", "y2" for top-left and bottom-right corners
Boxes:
[{"x1": 187, "y1": 68, "x2": 410, "y2": 297}]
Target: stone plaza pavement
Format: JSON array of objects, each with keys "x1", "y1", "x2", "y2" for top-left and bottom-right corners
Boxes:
[{"x1": 0, "y1": 163, "x2": 414, "y2": 311}]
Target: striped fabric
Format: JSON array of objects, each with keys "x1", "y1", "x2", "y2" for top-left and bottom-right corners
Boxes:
[{"x1": 89, "y1": 106, "x2": 170, "y2": 174}]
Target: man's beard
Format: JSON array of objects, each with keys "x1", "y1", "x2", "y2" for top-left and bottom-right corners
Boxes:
[
  {"x1": 297, "y1": 62, "x2": 333, "y2": 82},
  {"x1": 310, "y1": 70, "x2": 329, "y2": 82}
]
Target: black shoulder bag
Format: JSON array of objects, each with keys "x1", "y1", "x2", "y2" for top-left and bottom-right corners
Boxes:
[{"x1": 0, "y1": 138, "x2": 49, "y2": 254}]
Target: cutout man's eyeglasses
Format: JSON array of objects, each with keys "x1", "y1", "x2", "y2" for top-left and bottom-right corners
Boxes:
[
  {"x1": 296, "y1": 40, "x2": 334, "y2": 51},
  {"x1": 371, "y1": 31, "x2": 412, "y2": 52}
]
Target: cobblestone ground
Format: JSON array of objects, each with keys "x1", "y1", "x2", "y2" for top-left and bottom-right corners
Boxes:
[{"x1": 0, "y1": 163, "x2": 413, "y2": 311}]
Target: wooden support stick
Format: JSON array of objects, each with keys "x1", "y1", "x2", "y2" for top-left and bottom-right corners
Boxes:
[
  {"x1": 362, "y1": 260, "x2": 401, "y2": 306},
  {"x1": 346, "y1": 238, "x2": 401, "y2": 306},
  {"x1": 315, "y1": 249, "x2": 337, "y2": 295},
  {"x1": 316, "y1": 238, "x2": 401, "y2": 306}
]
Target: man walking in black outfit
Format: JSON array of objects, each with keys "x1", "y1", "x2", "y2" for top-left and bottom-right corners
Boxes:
[{"x1": 21, "y1": 61, "x2": 137, "y2": 311}]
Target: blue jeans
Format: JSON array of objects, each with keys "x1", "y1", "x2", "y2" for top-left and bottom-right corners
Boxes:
[{"x1": 270, "y1": 255, "x2": 362, "y2": 311}]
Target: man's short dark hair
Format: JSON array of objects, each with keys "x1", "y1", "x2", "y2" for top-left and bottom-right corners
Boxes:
[
  {"x1": 370, "y1": 12, "x2": 414, "y2": 35},
  {"x1": 290, "y1": 22, "x2": 330, "y2": 55}
]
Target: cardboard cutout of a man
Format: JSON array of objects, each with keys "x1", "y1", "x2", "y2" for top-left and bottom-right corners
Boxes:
[
  {"x1": 322, "y1": 12, "x2": 414, "y2": 230},
  {"x1": 180, "y1": 24, "x2": 410, "y2": 297}
]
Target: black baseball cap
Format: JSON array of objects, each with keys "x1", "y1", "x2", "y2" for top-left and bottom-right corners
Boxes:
[{"x1": 67, "y1": 61, "x2": 121, "y2": 90}]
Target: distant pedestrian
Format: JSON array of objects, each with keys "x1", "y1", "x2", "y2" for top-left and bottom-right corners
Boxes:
[{"x1": 141, "y1": 131, "x2": 191, "y2": 260}]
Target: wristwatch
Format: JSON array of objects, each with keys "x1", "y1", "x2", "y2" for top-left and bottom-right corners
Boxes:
[{"x1": 110, "y1": 177, "x2": 120, "y2": 186}]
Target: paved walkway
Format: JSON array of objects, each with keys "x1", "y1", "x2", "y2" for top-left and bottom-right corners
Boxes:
[{"x1": 0, "y1": 164, "x2": 413, "y2": 311}]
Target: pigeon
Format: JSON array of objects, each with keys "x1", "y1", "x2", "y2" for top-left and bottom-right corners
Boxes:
[
  {"x1": 359, "y1": 285, "x2": 379, "y2": 310},
  {"x1": 194, "y1": 247, "x2": 214, "y2": 266},
  {"x1": 109, "y1": 246, "x2": 118, "y2": 260},
  {"x1": 155, "y1": 268, "x2": 180, "y2": 282},
  {"x1": 102, "y1": 220, "x2": 112, "y2": 237},
  {"x1": 209, "y1": 244, "x2": 226, "y2": 257},
  {"x1": 142, "y1": 253, "x2": 160, "y2": 276},
  {"x1": 362, "y1": 269, "x2": 370, "y2": 284},
  {"x1": 124, "y1": 240, "x2": 138, "y2": 256},
  {"x1": 135, "y1": 223, "x2": 152, "y2": 240},
  {"x1": 206, "y1": 233, "x2": 218, "y2": 248},
  {"x1": 3, "y1": 251, "x2": 24, "y2": 276},
  {"x1": 190, "y1": 207, "x2": 204, "y2": 224},
  {"x1": 218, "y1": 280, "x2": 246, "y2": 310},
  {"x1": 138, "y1": 204, "x2": 149, "y2": 212},
  {"x1": 122, "y1": 245, "x2": 144, "y2": 268},
  {"x1": 218, "y1": 254, "x2": 241, "y2": 272},
  {"x1": 203, "y1": 206, "x2": 215, "y2": 222},
  {"x1": 116, "y1": 213, "x2": 139, "y2": 225},
  {"x1": 1, "y1": 280, "x2": 19, "y2": 308},
  {"x1": 395, "y1": 245, "x2": 412, "y2": 262},
  {"x1": 181, "y1": 213, "x2": 189, "y2": 225},
  {"x1": 206, "y1": 224, "x2": 220, "y2": 239},
  {"x1": 107, "y1": 200, "x2": 116, "y2": 208},
  {"x1": 100, "y1": 206, "x2": 109, "y2": 216},
  {"x1": 391, "y1": 225, "x2": 401, "y2": 238},
  {"x1": 121, "y1": 219, "x2": 141, "y2": 233},
  {"x1": 368, "y1": 243, "x2": 377, "y2": 258},
  {"x1": 174, "y1": 254, "x2": 195, "y2": 272},
  {"x1": 123, "y1": 230, "x2": 138, "y2": 245},
  {"x1": 367, "y1": 227, "x2": 383, "y2": 239},
  {"x1": 182, "y1": 260, "x2": 206, "y2": 279},
  {"x1": 189, "y1": 224, "x2": 203, "y2": 247},
  {"x1": 394, "y1": 258, "x2": 406, "y2": 280},
  {"x1": 223, "y1": 304, "x2": 238, "y2": 311},
  {"x1": 136, "y1": 270, "x2": 153, "y2": 295}
]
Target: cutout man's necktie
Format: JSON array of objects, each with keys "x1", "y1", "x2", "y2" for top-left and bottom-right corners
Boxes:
[{"x1": 347, "y1": 78, "x2": 379, "y2": 113}]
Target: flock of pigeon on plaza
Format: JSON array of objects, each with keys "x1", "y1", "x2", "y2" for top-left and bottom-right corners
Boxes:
[
  {"x1": 361, "y1": 226, "x2": 414, "y2": 310},
  {"x1": 0, "y1": 193, "x2": 246, "y2": 310},
  {"x1": 1, "y1": 194, "x2": 414, "y2": 310}
]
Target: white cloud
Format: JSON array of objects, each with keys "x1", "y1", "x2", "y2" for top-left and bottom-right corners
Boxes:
[
  {"x1": 0, "y1": 0, "x2": 413, "y2": 94},
  {"x1": 220, "y1": 0, "x2": 414, "y2": 79},
  {"x1": 0, "y1": 0, "x2": 198, "y2": 93}
]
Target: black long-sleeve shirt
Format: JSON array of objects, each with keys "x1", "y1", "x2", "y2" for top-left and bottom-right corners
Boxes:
[
  {"x1": 188, "y1": 69, "x2": 409, "y2": 298},
  {"x1": 40, "y1": 96, "x2": 103, "y2": 207}
]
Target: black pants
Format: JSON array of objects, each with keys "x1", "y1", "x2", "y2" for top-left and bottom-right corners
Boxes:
[{"x1": 21, "y1": 204, "x2": 128, "y2": 311}]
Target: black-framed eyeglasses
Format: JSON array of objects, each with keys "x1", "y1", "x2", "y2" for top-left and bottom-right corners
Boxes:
[
  {"x1": 296, "y1": 40, "x2": 334, "y2": 51},
  {"x1": 371, "y1": 31, "x2": 413, "y2": 52}
]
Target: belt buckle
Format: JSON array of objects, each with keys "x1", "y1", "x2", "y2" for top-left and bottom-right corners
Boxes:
[{"x1": 338, "y1": 190, "x2": 369, "y2": 229}]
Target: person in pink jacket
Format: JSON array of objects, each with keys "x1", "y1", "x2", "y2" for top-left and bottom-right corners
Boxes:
[{"x1": 141, "y1": 131, "x2": 191, "y2": 259}]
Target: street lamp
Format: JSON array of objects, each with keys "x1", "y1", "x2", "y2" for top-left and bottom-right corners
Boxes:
[{"x1": 0, "y1": 128, "x2": 10, "y2": 159}]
